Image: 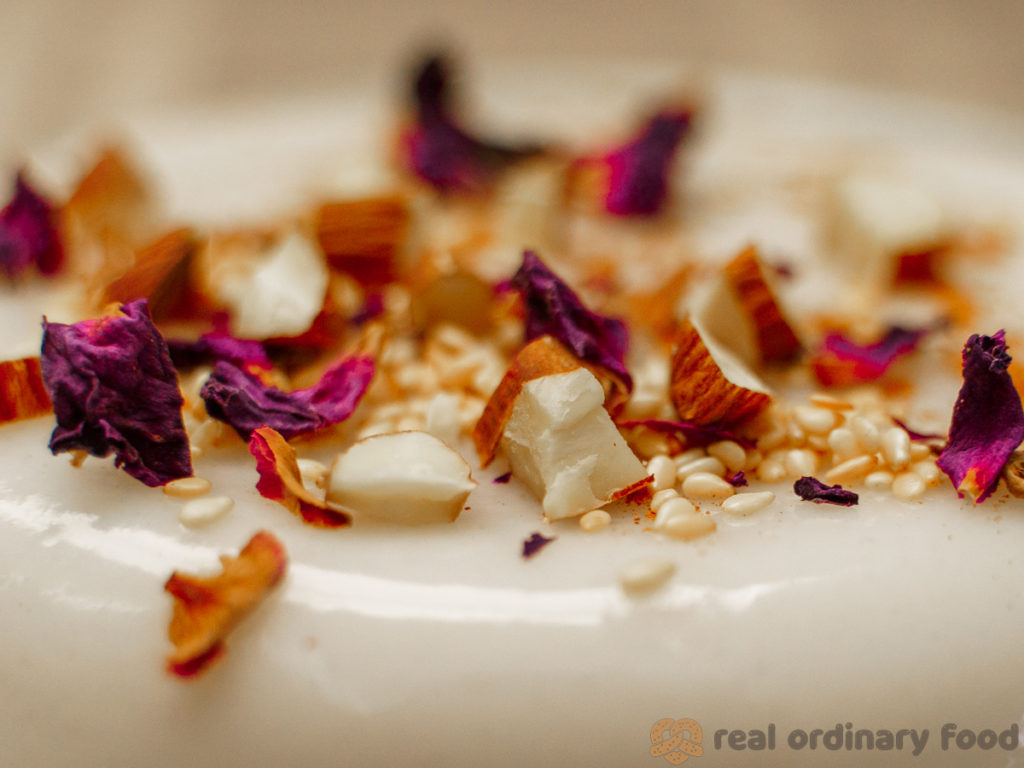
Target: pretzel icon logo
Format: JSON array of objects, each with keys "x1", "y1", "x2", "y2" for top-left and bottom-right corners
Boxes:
[{"x1": 650, "y1": 718, "x2": 704, "y2": 764}]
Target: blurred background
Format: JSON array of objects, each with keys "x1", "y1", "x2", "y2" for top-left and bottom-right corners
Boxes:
[{"x1": 1, "y1": 0, "x2": 1023, "y2": 167}]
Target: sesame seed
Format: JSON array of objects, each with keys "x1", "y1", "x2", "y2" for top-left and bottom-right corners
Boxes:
[
  {"x1": 793, "y1": 405, "x2": 838, "y2": 435},
  {"x1": 681, "y1": 472, "x2": 735, "y2": 500},
  {"x1": 676, "y1": 456, "x2": 726, "y2": 481},
  {"x1": 179, "y1": 496, "x2": 234, "y2": 528},
  {"x1": 706, "y1": 440, "x2": 747, "y2": 472},
  {"x1": 824, "y1": 454, "x2": 878, "y2": 485},
  {"x1": 646, "y1": 455, "x2": 677, "y2": 492},
  {"x1": 721, "y1": 491, "x2": 775, "y2": 516},
  {"x1": 892, "y1": 472, "x2": 926, "y2": 501},
  {"x1": 579, "y1": 509, "x2": 612, "y2": 532},
  {"x1": 163, "y1": 476, "x2": 213, "y2": 499},
  {"x1": 662, "y1": 512, "x2": 716, "y2": 541},
  {"x1": 654, "y1": 496, "x2": 697, "y2": 529},
  {"x1": 619, "y1": 558, "x2": 676, "y2": 592}
]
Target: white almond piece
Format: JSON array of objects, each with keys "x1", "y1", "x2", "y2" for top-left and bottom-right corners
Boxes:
[
  {"x1": 326, "y1": 431, "x2": 477, "y2": 525},
  {"x1": 217, "y1": 231, "x2": 328, "y2": 340},
  {"x1": 827, "y1": 175, "x2": 947, "y2": 298},
  {"x1": 500, "y1": 368, "x2": 649, "y2": 521}
]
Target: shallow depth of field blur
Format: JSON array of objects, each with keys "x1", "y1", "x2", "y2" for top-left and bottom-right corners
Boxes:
[{"x1": 1, "y1": 0, "x2": 1023, "y2": 169}]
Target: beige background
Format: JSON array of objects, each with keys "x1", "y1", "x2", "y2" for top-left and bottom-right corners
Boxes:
[{"x1": 1, "y1": 0, "x2": 1023, "y2": 167}]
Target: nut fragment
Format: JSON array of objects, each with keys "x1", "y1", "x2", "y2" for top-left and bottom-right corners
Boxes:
[
  {"x1": 1002, "y1": 448, "x2": 1024, "y2": 498},
  {"x1": 669, "y1": 316, "x2": 772, "y2": 427}
]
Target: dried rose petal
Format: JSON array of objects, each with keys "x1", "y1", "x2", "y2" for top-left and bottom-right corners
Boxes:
[
  {"x1": 937, "y1": 331, "x2": 1024, "y2": 502},
  {"x1": 167, "y1": 315, "x2": 271, "y2": 371},
  {"x1": 248, "y1": 427, "x2": 350, "y2": 528},
  {"x1": 811, "y1": 326, "x2": 927, "y2": 387},
  {"x1": 726, "y1": 470, "x2": 748, "y2": 487},
  {"x1": 0, "y1": 357, "x2": 53, "y2": 424},
  {"x1": 615, "y1": 418, "x2": 754, "y2": 449},
  {"x1": 793, "y1": 476, "x2": 859, "y2": 506},
  {"x1": 165, "y1": 530, "x2": 287, "y2": 678},
  {"x1": 0, "y1": 172, "x2": 63, "y2": 277},
  {"x1": 41, "y1": 299, "x2": 192, "y2": 486},
  {"x1": 402, "y1": 54, "x2": 542, "y2": 193},
  {"x1": 892, "y1": 417, "x2": 945, "y2": 444},
  {"x1": 602, "y1": 109, "x2": 693, "y2": 216},
  {"x1": 522, "y1": 532, "x2": 555, "y2": 559},
  {"x1": 201, "y1": 355, "x2": 374, "y2": 440},
  {"x1": 493, "y1": 471, "x2": 512, "y2": 484},
  {"x1": 511, "y1": 250, "x2": 632, "y2": 389}
]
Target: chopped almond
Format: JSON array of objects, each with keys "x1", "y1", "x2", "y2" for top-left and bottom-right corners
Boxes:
[
  {"x1": 669, "y1": 316, "x2": 772, "y2": 427},
  {"x1": 165, "y1": 530, "x2": 287, "y2": 678},
  {"x1": 100, "y1": 228, "x2": 195, "y2": 319},
  {"x1": 692, "y1": 245, "x2": 800, "y2": 367},
  {"x1": 473, "y1": 335, "x2": 628, "y2": 467},
  {"x1": 0, "y1": 357, "x2": 52, "y2": 423},
  {"x1": 315, "y1": 195, "x2": 410, "y2": 288}
]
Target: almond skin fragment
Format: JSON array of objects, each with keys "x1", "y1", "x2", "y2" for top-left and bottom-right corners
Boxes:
[
  {"x1": 315, "y1": 195, "x2": 410, "y2": 288},
  {"x1": 724, "y1": 245, "x2": 801, "y2": 364},
  {"x1": 0, "y1": 357, "x2": 52, "y2": 423},
  {"x1": 669, "y1": 316, "x2": 771, "y2": 427}
]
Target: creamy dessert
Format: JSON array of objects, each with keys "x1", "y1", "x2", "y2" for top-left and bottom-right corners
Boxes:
[{"x1": 2, "y1": 56, "x2": 1024, "y2": 768}]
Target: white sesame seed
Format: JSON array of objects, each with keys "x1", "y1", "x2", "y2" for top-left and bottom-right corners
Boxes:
[
  {"x1": 743, "y1": 449, "x2": 763, "y2": 471},
  {"x1": 793, "y1": 405, "x2": 838, "y2": 435},
  {"x1": 662, "y1": 512, "x2": 716, "y2": 541},
  {"x1": 787, "y1": 422, "x2": 807, "y2": 445},
  {"x1": 849, "y1": 416, "x2": 881, "y2": 452},
  {"x1": 579, "y1": 509, "x2": 612, "y2": 532},
  {"x1": 619, "y1": 558, "x2": 676, "y2": 592},
  {"x1": 827, "y1": 427, "x2": 860, "y2": 462},
  {"x1": 721, "y1": 491, "x2": 775, "y2": 516},
  {"x1": 864, "y1": 470, "x2": 895, "y2": 490},
  {"x1": 806, "y1": 435, "x2": 830, "y2": 452},
  {"x1": 909, "y1": 442, "x2": 933, "y2": 462},
  {"x1": 425, "y1": 392, "x2": 462, "y2": 446},
  {"x1": 650, "y1": 488, "x2": 681, "y2": 513},
  {"x1": 706, "y1": 440, "x2": 747, "y2": 472},
  {"x1": 824, "y1": 454, "x2": 878, "y2": 485},
  {"x1": 881, "y1": 427, "x2": 912, "y2": 471},
  {"x1": 682, "y1": 472, "x2": 735, "y2": 500},
  {"x1": 676, "y1": 456, "x2": 726, "y2": 481},
  {"x1": 756, "y1": 425, "x2": 788, "y2": 452},
  {"x1": 654, "y1": 496, "x2": 697, "y2": 529},
  {"x1": 809, "y1": 393, "x2": 854, "y2": 411},
  {"x1": 163, "y1": 476, "x2": 213, "y2": 499},
  {"x1": 179, "y1": 496, "x2": 234, "y2": 528},
  {"x1": 784, "y1": 449, "x2": 818, "y2": 478},
  {"x1": 892, "y1": 472, "x2": 926, "y2": 501},
  {"x1": 646, "y1": 455, "x2": 678, "y2": 492},
  {"x1": 672, "y1": 447, "x2": 707, "y2": 469},
  {"x1": 911, "y1": 459, "x2": 942, "y2": 486},
  {"x1": 757, "y1": 458, "x2": 787, "y2": 483}
]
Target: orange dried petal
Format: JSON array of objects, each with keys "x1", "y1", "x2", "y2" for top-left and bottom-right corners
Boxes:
[
  {"x1": 248, "y1": 426, "x2": 351, "y2": 528},
  {"x1": 165, "y1": 530, "x2": 287, "y2": 678},
  {"x1": 0, "y1": 357, "x2": 52, "y2": 423}
]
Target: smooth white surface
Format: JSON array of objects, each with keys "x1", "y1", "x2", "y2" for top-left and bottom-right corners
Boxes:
[{"x1": 4, "y1": 65, "x2": 1024, "y2": 767}]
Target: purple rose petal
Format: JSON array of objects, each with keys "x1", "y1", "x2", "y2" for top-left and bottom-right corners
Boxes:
[
  {"x1": 602, "y1": 109, "x2": 693, "y2": 216},
  {"x1": 936, "y1": 331, "x2": 1024, "y2": 502},
  {"x1": 0, "y1": 172, "x2": 63, "y2": 277},
  {"x1": 511, "y1": 250, "x2": 632, "y2": 389},
  {"x1": 793, "y1": 476, "x2": 859, "y2": 506},
  {"x1": 201, "y1": 355, "x2": 374, "y2": 441},
  {"x1": 41, "y1": 299, "x2": 192, "y2": 486},
  {"x1": 522, "y1": 532, "x2": 556, "y2": 559}
]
